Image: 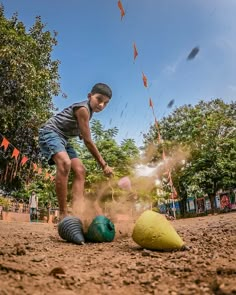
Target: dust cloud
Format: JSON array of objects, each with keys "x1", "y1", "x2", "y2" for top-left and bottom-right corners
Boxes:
[{"x1": 79, "y1": 145, "x2": 189, "y2": 233}]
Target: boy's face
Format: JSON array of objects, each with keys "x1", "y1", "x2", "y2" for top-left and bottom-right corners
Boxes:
[{"x1": 88, "y1": 93, "x2": 110, "y2": 113}]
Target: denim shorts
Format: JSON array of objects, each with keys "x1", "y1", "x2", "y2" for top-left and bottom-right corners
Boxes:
[{"x1": 38, "y1": 128, "x2": 77, "y2": 165}]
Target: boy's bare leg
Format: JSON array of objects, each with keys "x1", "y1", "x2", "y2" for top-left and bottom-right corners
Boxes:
[
  {"x1": 53, "y1": 151, "x2": 71, "y2": 219},
  {"x1": 71, "y1": 158, "x2": 86, "y2": 217},
  {"x1": 71, "y1": 158, "x2": 103, "y2": 222}
]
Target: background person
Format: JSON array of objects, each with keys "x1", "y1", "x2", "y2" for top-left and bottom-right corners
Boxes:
[{"x1": 29, "y1": 191, "x2": 38, "y2": 222}]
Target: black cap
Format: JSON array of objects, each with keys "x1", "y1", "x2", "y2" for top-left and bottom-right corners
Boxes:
[{"x1": 91, "y1": 83, "x2": 112, "y2": 99}]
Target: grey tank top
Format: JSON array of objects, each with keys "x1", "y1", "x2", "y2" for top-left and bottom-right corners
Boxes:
[{"x1": 42, "y1": 100, "x2": 93, "y2": 138}]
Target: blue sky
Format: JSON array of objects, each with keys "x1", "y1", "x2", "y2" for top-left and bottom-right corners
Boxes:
[{"x1": 1, "y1": 0, "x2": 236, "y2": 146}]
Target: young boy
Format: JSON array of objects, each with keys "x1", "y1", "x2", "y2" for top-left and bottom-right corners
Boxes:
[{"x1": 39, "y1": 83, "x2": 113, "y2": 219}]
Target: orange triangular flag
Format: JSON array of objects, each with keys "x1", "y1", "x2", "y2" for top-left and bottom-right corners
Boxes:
[
  {"x1": 44, "y1": 172, "x2": 50, "y2": 180},
  {"x1": 168, "y1": 170, "x2": 173, "y2": 186},
  {"x1": 171, "y1": 187, "x2": 178, "y2": 199},
  {"x1": 149, "y1": 98, "x2": 153, "y2": 108},
  {"x1": 118, "y1": 0, "x2": 125, "y2": 19},
  {"x1": 133, "y1": 42, "x2": 138, "y2": 60},
  {"x1": 11, "y1": 148, "x2": 20, "y2": 160},
  {"x1": 33, "y1": 163, "x2": 38, "y2": 171},
  {"x1": 0, "y1": 137, "x2": 10, "y2": 151},
  {"x1": 20, "y1": 156, "x2": 29, "y2": 166},
  {"x1": 174, "y1": 187, "x2": 178, "y2": 198},
  {"x1": 142, "y1": 72, "x2": 148, "y2": 87}
]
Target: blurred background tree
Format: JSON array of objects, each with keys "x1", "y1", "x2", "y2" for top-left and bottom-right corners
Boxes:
[
  {"x1": 143, "y1": 99, "x2": 236, "y2": 214},
  {"x1": 0, "y1": 6, "x2": 61, "y2": 193}
]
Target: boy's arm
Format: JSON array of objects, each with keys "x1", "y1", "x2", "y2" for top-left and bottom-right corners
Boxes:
[{"x1": 75, "y1": 108, "x2": 113, "y2": 175}]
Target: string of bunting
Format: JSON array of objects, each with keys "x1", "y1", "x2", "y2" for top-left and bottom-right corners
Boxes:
[
  {"x1": 116, "y1": 1, "x2": 177, "y2": 199},
  {"x1": 0, "y1": 133, "x2": 55, "y2": 182}
]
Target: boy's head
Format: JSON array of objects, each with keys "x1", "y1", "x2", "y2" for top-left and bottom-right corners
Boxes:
[
  {"x1": 88, "y1": 83, "x2": 112, "y2": 113},
  {"x1": 91, "y1": 83, "x2": 112, "y2": 99}
]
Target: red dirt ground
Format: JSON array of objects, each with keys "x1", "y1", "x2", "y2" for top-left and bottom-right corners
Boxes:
[{"x1": 0, "y1": 212, "x2": 235, "y2": 295}]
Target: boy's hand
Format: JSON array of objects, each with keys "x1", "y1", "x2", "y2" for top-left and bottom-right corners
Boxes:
[{"x1": 103, "y1": 164, "x2": 113, "y2": 177}]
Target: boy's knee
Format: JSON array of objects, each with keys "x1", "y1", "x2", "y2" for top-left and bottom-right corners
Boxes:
[
  {"x1": 74, "y1": 164, "x2": 86, "y2": 179},
  {"x1": 58, "y1": 159, "x2": 71, "y2": 175}
]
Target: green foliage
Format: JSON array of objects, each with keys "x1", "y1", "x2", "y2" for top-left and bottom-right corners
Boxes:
[
  {"x1": 143, "y1": 99, "x2": 236, "y2": 208},
  {"x1": 0, "y1": 195, "x2": 10, "y2": 208},
  {"x1": 72, "y1": 119, "x2": 140, "y2": 194},
  {"x1": 0, "y1": 6, "x2": 61, "y2": 191}
]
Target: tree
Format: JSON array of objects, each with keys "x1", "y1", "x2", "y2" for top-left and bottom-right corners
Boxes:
[
  {"x1": 143, "y1": 99, "x2": 236, "y2": 214},
  {"x1": 0, "y1": 6, "x2": 61, "y2": 191}
]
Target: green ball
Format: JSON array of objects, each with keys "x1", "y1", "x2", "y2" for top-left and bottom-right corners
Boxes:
[{"x1": 85, "y1": 216, "x2": 115, "y2": 243}]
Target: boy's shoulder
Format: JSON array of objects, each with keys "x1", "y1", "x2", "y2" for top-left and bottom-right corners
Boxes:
[
  {"x1": 62, "y1": 100, "x2": 88, "y2": 111},
  {"x1": 72, "y1": 100, "x2": 89, "y2": 107},
  {"x1": 71, "y1": 100, "x2": 91, "y2": 113}
]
